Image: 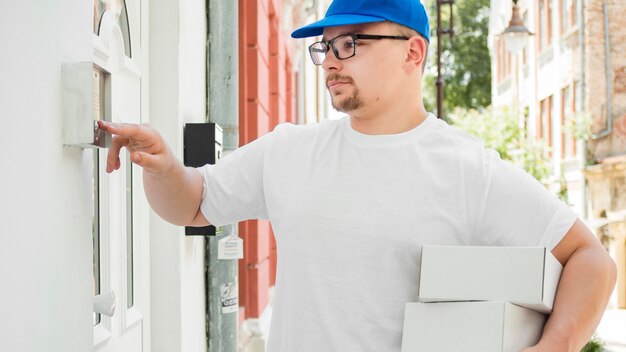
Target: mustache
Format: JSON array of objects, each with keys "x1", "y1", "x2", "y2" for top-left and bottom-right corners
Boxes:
[{"x1": 326, "y1": 74, "x2": 354, "y2": 87}]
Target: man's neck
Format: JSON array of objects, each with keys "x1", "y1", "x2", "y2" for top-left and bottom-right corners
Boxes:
[{"x1": 348, "y1": 105, "x2": 429, "y2": 135}]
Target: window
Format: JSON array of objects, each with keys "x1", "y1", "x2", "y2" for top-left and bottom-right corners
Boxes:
[
  {"x1": 496, "y1": 37, "x2": 512, "y2": 83},
  {"x1": 93, "y1": 0, "x2": 106, "y2": 34},
  {"x1": 537, "y1": 101, "x2": 544, "y2": 138},
  {"x1": 548, "y1": 0, "x2": 553, "y2": 43},
  {"x1": 571, "y1": 0, "x2": 579, "y2": 29},
  {"x1": 118, "y1": 1, "x2": 131, "y2": 57},
  {"x1": 93, "y1": 151, "x2": 101, "y2": 326},
  {"x1": 537, "y1": 0, "x2": 545, "y2": 52},
  {"x1": 561, "y1": 86, "x2": 569, "y2": 158},
  {"x1": 549, "y1": 94, "x2": 556, "y2": 157},
  {"x1": 561, "y1": 85, "x2": 577, "y2": 158},
  {"x1": 538, "y1": 96, "x2": 553, "y2": 155},
  {"x1": 506, "y1": 48, "x2": 511, "y2": 77},
  {"x1": 93, "y1": 0, "x2": 132, "y2": 57},
  {"x1": 498, "y1": 39, "x2": 503, "y2": 82},
  {"x1": 573, "y1": 80, "x2": 579, "y2": 111},
  {"x1": 560, "y1": 0, "x2": 568, "y2": 34},
  {"x1": 537, "y1": 0, "x2": 552, "y2": 51},
  {"x1": 560, "y1": 0, "x2": 578, "y2": 34},
  {"x1": 497, "y1": 38, "x2": 504, "y2": 82},
  {"x1": 126, "y1": 158, "x2": 134, "y2": 308},
  {"x1": 523, "y1": 12, "x2": 529, "y2": 65}
]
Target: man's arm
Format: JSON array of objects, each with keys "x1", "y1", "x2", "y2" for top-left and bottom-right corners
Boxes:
[
  {"x1": 524, "y1": 218, "x2": 617, "y2": 352},
  {"x1": 98, "y1": 121, "x2": 209, "y2": 226}
]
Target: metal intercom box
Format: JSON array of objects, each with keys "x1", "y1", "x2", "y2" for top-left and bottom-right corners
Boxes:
[
  {"x1": 184, "y1": 122, "x2": 223, "y2": 236},
  {"x1": 62, "y1": 62, "x2": 112, "y2": 148}
]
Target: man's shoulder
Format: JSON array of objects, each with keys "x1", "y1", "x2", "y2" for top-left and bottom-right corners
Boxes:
[
  {"x1": 271, "y1": 118, "x2": 345, "y2": 143},
  {"x1": 424, "y1": 118, "x2": 503, "y2": 173},
  {"x1": 423, "y1": 118, "x2": 489, "y2": 157},
  {"x1": 274, "y1": 118, "x2": 343, "y2": 133},
  {"x1": 429, "y1": 118, "x2": 484, "y2": 146}
]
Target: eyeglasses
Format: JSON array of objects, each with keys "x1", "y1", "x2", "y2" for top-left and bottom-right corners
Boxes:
[{"x1": 308, "y1": 34, "x2": 410, "y2": 66}]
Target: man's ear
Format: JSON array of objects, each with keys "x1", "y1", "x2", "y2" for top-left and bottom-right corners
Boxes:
[{"x1": 404, "y1": 36, "x2": 427, "y2": 73}]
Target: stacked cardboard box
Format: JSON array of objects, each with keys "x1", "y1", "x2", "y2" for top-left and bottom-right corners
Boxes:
[{"x1": 401, "y1": 246, "x2": 563, "y2": 352}]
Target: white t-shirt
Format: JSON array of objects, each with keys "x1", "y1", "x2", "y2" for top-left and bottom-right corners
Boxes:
[{"x1": 197, "y1": 113, "x2": 577, "y2": 352}]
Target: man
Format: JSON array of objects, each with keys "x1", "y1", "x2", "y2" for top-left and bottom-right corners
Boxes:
[{"x1": 99, "y1": 0, "x2": 617, "y2": 351}]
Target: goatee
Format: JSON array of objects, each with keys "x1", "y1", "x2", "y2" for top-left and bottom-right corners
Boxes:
[{"x1": 326, "y1": 73, "x2": 364, "y2": 112}]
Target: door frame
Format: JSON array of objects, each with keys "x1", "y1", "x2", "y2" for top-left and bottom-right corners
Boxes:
[{"x1": 91, "y1": 0, "x2": 150, "y2": 350}]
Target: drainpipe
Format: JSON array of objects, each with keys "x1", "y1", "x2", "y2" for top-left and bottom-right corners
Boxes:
[
  {"x1": 579, "y1": 0, "x2": 587, "y2": 218},
  {"x1": 206, "y1": 0, "x2": 238, "y2": 351},
  {"x1": 578, "y1": 0, "x2": 585, "y2": 121},
  {"x1": 591, "y1": 1, "x2": 613, "y2": 140}
]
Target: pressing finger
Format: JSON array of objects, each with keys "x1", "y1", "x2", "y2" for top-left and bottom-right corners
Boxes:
[
  {"x1": 106, "y1": 135, "x2": 129, "y2": 173},
  {"x1": 98, "y1": 120, "x2": 144, "y2": 140}
]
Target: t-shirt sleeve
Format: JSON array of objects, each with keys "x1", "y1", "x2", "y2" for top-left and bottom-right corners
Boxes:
[
  {"x1": 196, "y1": 132, "x2": 272, "y2": 226},
  {"x1": 474, "y1": 149, "x2": 577, "y2": 250}
]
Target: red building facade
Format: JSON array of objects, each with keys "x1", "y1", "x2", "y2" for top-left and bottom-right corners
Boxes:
[{"x1": 238, "y1": 0, "x2": 296, "y2": 322}]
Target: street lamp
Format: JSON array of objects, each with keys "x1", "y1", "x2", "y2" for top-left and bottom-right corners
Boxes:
[
  {"x1": 500, "y1": 0, "x2": 533, "y2": 132},
  {"x1": 500, "y1": 0, "x2": 533, "y2": 54}
]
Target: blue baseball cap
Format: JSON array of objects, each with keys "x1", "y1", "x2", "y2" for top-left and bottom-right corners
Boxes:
[{"x1": 291, "y1": 0, "x2": 430, "y2": 42}]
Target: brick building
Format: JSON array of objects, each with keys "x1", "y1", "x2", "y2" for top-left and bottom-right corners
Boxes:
[
  {"x1": 236, "y1": 0, "x2": 338, "y2": 350},
  {"x1": 489, "y1": 0, "x2": 626, "y2": 347},
  {"x1": 237, "y1": 0, "x2": 296, "y2": 335}
]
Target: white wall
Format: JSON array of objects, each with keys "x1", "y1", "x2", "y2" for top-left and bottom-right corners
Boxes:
[
  {"x1": 149, "y1": 0, "x2": 207, "y2": 351},
  {"x1": 0, "y1": 1, "x2": 94, "y2": 351},
  {"x1": 180, "y1": 3, "x2": 209, "y2": 351},
  {"x1": 0, "y1": 1, "x2": 208, "y2": 351}
]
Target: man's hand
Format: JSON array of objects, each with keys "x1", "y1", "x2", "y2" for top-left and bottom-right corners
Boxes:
[
  {"x1": 524, "y1": 219, "x2": 617, "y2": 352},
  {"x1": 97, "y1": 120, "x2": 208, "y2": 226},
  {"x1": 97, "y1": 120, "x2": 175, "y2": 175}
]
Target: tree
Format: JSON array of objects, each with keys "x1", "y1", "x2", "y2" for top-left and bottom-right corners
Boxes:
[
  {"x1": 423, "y1": 0, "x2": 492, "y2": 114},
  {"x1": 448, "y1": 107, "x2": 551, "y2": 183}
]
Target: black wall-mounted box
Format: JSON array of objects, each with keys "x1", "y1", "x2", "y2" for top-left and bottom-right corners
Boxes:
[{"x1": 183, "y1": 123, "x2": 223, "y2": 236}]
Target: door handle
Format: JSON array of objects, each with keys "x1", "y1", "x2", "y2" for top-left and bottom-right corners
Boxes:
[{"x1": 94, "y1": 290, "x2": 116, "y2": 317}]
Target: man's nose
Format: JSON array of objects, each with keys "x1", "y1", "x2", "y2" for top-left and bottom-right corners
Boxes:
[{"x1": 321, "y1": 48, "x2": 342, "y2": 72}]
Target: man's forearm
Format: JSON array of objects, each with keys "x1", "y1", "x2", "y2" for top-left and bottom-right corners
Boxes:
[
  {"x1": 536, "y1": 246, "x2": 617, "y2": 351},
  {"x1": 143, "y1": 161, "x2": 205, "y2": 226}
]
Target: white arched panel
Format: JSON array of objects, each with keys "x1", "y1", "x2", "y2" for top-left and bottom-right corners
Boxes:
[{"x1": 91, "y1": 0, "x2": 147, "y2": 351}]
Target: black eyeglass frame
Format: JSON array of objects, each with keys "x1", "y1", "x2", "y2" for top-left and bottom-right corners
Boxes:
[{"x1": 308, "y1": 34, "x2": 410, "y2": 66}]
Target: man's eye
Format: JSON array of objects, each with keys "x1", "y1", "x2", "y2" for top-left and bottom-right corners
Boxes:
[{"x1": 343, "y1": 41, "x2": 356, "y2": 49}]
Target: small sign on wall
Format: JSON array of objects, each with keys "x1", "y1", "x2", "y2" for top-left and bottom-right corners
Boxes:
[
  {"x1": 220, "y1": 282, "x2": 238, "y2": 314},
  {"x1": 217, "y1": 235, "x2": 243, "y2": 260}
]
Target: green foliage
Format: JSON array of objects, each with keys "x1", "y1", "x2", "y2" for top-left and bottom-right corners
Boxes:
[
  {"x1": 581, "y1": 337, "x2": 605, "y2": 352},
  {"x1": 515, "y1": 137, "x2": 552, "y2": 184},
  {"x1": 448, "y1": 106, "x2": 551, "y2": 183},
  {"x1": 557, "y1": 174, "x2": 569, "y2": 204},
  {"x1": 423, "y1": 0, "x2": 492, "y2": 114},
  {"x1": 565, "y1": 110, "x2": 598, "y2": 166},
  {"x1": 567, "y1": 111, "x2": 593, "y2": 141},
  {"x1": 448, "y1": 106, "x2": 517, "y2": 160}
]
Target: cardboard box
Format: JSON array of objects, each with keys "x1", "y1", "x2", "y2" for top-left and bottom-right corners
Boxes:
[
  {"x1": 401, "y1": 301, "x2": 547, "y2": 352},
  {"x1": 418, "y1": 246, "x2": 562, "y2": 313}
]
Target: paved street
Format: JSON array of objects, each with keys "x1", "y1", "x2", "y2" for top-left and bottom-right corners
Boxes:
[{"x1": 598, "y1": 309, "x2": 626, "y2": 351}]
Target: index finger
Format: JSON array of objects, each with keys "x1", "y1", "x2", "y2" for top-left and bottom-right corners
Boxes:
[{"x1": 97, "y1": 120, "x2": 146, "y2": 140}]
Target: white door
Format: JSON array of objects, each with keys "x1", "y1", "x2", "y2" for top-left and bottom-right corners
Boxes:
[{"x1": 91, "y1": 1, "x2": 149, "y2": 351}]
